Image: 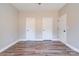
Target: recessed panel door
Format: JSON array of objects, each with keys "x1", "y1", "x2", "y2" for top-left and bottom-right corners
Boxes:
[
  {"x1": 59, "y1": 14, "x2": 67, "y2": 43},
  {"x1": 42, "y1": 17, "x2": 53, "y2": 40},
  {"x1": 26, "y1": 17, "x2": 35, "y2": 40}
]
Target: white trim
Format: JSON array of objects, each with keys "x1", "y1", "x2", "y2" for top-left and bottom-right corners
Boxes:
[
  {"x1": 19, "y1": 39, "x2": 60, "y2": 41},
  {"x1": 51, "y1": 38, "x2": 60, "y2": 41},
  {"x1": 19, "y1": 39, "x2": 43, "y2": 41},
  {"x1": 60, "y1": 39, "x2": 79, "y2": 53},
  {"x1": 0, "y1": 40, "x2": 19, "y2": 53},
  {"x1": 19, "y1": 39, "x2": 27, "y2": 41}
]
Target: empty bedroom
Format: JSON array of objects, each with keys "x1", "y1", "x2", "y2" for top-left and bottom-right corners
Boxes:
[{"x1": 0, "y1": 3, "x2": 79, "y2": 56}]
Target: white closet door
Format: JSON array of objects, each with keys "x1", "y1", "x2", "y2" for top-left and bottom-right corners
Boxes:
[
  {"x1": 26, "y1": 17, "x2": 35, "y2": 40},
  {"x1": 42, "y1": 17, "x2": 53, "y2": 40},
  {"x1": 59, "y1": 14, "x2": 67, "y2": 43}
]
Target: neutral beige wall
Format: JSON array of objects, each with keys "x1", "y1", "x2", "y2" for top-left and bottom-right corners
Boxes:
[
  {"x1": 59, "y1": 4, "x2": 79, "y2": 50},
  {"x1": 0, "y1": 4, "x2": 18, "y2": 50},
  {"x1": 19, "y1": 11, "x2": 58, "y2": 40}
]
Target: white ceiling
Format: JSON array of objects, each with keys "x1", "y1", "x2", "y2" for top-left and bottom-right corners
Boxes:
[{"x1": 12, "y1": 3, "x2": 66, "y2": 12}]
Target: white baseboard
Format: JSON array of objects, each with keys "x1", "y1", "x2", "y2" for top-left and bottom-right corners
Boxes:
[
  {"x1": 19, "y1": 39, "x2": 43, "y2": 41},
  {"x1": 0, "y1": 40, "x2": 19, "y2": 53},
  {"x1": 52, "y1": 38, "x2": 60, "y2": 41},
  {"x1": 60, "y1": 39, "x2": 79, "y2": 53},
  {"x1": 19, "y1": 39, "x2": 60, "y2": 41}
]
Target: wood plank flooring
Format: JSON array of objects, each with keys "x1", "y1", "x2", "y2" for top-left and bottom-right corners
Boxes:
[{"x1": 0, "y1": 41, "x2": 79, "y2": 56}]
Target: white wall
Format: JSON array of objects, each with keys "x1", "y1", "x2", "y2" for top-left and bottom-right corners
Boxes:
[
  {"x1": 59, "y1": 4, "x2": 79, "y2": 51},
  {"x1": 19, "y1": 11, "x2": 58, "y2": 40},
  {"x1": 0, "y1": 4, "x2": 19, "y2": 51}
]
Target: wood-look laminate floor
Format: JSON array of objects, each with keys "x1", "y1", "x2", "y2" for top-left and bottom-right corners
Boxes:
[{"x1": 0, "y1": 41, "x2": 79, "y2": 56}]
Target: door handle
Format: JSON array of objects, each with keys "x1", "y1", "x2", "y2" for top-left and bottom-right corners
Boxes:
[{"x1": 63, "y1": 30, "x2": 66, "y2": 32}]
